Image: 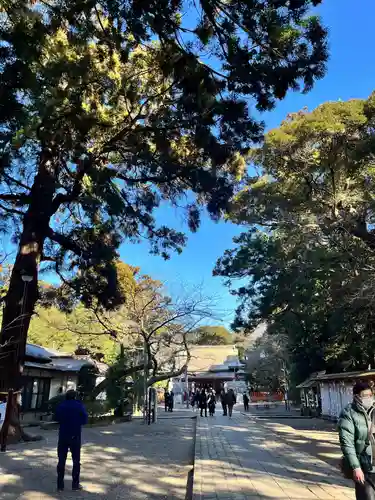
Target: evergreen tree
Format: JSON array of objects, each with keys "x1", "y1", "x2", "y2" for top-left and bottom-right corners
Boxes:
[
  {"x1": 0, "y1": 0, "x2": 327, "y2": 394},
  {"x1": 215, "y1": 96, "x2": 375, "y2": 383},
  {"x1": 190, "y1": 325, "x2": 232, "y2": 345}
]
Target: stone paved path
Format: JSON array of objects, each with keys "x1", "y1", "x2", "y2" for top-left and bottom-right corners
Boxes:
[
  {"x1": 0, "y1": 415, "x2": 195, "y2": 500},
  {"x1": 193, "y1": 411, "x2": 355, "y2": 500}
]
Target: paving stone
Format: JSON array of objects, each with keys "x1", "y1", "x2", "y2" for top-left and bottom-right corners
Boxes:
[{"x1": 192, "y1": 411, "x2": 356, "y2": 500}]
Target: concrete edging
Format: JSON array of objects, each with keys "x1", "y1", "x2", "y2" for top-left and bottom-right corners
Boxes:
[
  {"x1": 40, "y1": 414, "x2": 132, "y2": 430},
  {"x1": 241, "y1": 412, "x2": 314, "y2": 420}
]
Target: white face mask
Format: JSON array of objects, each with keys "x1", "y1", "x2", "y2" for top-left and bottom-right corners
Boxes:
[{"x1": 360, "y1": 396, "x2": 374, "y2": 410}]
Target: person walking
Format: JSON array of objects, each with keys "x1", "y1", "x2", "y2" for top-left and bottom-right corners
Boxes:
[
  {"x1": 338, "y1": 381, "x2": 375, "y2": 500},
  {"x1": 168, "y1": 391, "x2": 174, "y2": 412},
  {"x1": 56, "y1": 390, "x2": 88, "y2": 492},
  {"x1": 225, "y1": 389, "x2": 236, "y2": 418},
  {"x1": 190, "y1": 392, "x2": 196, "y2": 411},
  {"x1": 243, "y1": 392, "x2": 250, "y2": 412},
  {"x1": 208, "y1": 392, "x2": 216, "y2": 417},
  {"x1": 220, "y1": 389, "x2": 227, "y2": 416},
  {"x1": 199, "y1": 389, "x2": 208, "y2": 417},
  {"x1": 164, "y1": 390, "x2": 170, "y2": 412},
  {"x1": 194, "y1": 391, "x2": 201, "y2": 412}
]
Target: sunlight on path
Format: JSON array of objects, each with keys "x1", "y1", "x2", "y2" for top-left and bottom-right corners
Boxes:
[
  {"x1": 193, "y1": 412, "x2": 355, "y2": 500},
  {"x1": 0, "y1": 417, "x2": 194, "y2": 499}
]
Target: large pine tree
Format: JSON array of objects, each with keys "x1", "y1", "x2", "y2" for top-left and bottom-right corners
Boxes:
[
  {"x1": 0, "y1": 0, "x2": 327, "y2": 395},
  {"x1": 215, "y1": 96, "x2": 375, "y2": 383}
]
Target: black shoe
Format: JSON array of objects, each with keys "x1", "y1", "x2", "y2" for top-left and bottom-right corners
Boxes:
[
  {"x1": 72, "y1": 484, "x2": 83, "y2": 491},
  {"x1": 57, "y1": 486, "x2": 64, "y2": 492}
]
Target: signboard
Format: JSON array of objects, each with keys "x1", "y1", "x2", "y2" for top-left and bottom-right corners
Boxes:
[{"x1": 0, "y1": 402, "x2": 6, "y2": 431}]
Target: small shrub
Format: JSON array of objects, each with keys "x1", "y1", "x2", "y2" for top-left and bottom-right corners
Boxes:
[
  {"x1": 85, "y1": 400, "x2": 111, "y2": 423},
  {"x1": 44, "y1": 394, "x2": 65, "y2": 419}
]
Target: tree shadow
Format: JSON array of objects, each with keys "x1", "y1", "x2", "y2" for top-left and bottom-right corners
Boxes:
[
  {"x1": 248, "y1": 415, "x2": 341, "y2": 469},
  {"x1": 193, "y1": 414, "x2": 355, "y2": 499},
  {"x1": 0, "y1": 417, "x2": 195, "y2": 499}
]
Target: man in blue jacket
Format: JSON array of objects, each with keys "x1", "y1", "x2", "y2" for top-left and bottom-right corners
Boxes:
[{"x1": 56, "y1": 390, "x2": 88, "y2": 492}]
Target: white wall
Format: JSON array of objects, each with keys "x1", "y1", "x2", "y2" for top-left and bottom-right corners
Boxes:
[
  {"x1": 49, "y1": 377, "x2": 64, "y2": 399},
  {"x1": 340, "y1": 384, "x2": 353, "y2": 412},
  {"x1": 95, "y1": 376, "x2": 106, "y2": 401},
  {"x1": 48, "y1": 374, "x2": 78, "y2": 400},
  {"x1": 320, "y1": 381, "x2": 353, "y2": 419}
]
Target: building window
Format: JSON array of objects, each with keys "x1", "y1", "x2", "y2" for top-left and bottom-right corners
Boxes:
[{"x1": 22, "y1": 378, "x2": 51, "y2": 411}]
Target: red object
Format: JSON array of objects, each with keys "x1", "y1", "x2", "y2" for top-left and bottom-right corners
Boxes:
[{"x1": 250, "y1": 391, "x2": 283, "y2": 402}]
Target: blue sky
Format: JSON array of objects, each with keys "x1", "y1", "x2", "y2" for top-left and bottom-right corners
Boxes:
[{"x1": 122, "y1": 0, "x2": 375, "y2": 328}]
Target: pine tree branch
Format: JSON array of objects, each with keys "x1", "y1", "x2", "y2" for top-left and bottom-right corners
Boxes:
[
  {"x1": 51, "y1": 157, "x2": 92, "y2": 213},
  {"x1": 2, "y1": 172, "x2": 31, "y2": 191},
  {"x1": 46, "y1": 229, "x2": 84, "y2": 256},
  {"x1": 0, "y1": 193, "x2": 30, "y2": 203},
  {"x1": 0, "y1": 203, "x2": 24, "y2": 215}
]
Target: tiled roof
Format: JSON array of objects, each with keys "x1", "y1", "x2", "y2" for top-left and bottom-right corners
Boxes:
[
  {"x1": 187, "y1": 345, "x2": 240, "y2": 373},
  {"x1": 25, "y1": 344, "x2": 53, "y2": 362},
  {"x1": 297, "y1": 369, "x2": 375, "y2": 387},
  {"x1": 24, "y1": 344, "x2": 108, "y2": 374}
]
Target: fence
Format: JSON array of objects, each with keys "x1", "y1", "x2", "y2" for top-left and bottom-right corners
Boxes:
[{"x1": 250, "y1": 391, "x2": 283, "y2": 402}]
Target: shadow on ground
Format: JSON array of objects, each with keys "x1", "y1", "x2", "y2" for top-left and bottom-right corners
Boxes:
[
  {"x1": 194, "y1": 413, "x2": 354, "y2": 499},
  {"x1": 0, "y1": 416, "x2": 195, "y2": 500},
  {"x1": 250, "y1": 415, "x2": 341, "y2": 470}
]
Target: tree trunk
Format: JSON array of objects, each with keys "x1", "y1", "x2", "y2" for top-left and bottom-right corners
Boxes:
[
  {"x1": 0, "y1": 394, "x2": 42, "y2": 448},
  {"x1": 90, "y1": 362, "x2": 148, "y2": 400},
  {"x1": 0, "y1": 148, "x2": 59, "y2": 441},
  {"x1": 147, "y1": 361, "x2": 190, "y2": 387}
]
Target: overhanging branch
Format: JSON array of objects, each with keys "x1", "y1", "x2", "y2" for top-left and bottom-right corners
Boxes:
[
  {"x1": 90, "y1": 361, "x2": 151, "y2": 399},
  {"x1": 46, "y1": 228, "x2": 84, "y2": 256},
  {"x1": 0, "y1": 193, "x2": 30, "y2": 203}
]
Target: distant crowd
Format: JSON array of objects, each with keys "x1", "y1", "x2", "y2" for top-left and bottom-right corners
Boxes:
[{"x1": 163, "y1": 387, "x2": 251, "y2": 418}]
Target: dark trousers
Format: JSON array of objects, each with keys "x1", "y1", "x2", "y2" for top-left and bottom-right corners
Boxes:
[
  {"x1": 57, "y1": 436, "x2": 81, "y2": 489},
  {"x1": 222, "y1": 403, "x2": 227, "y2": 416},
  {"x1": 200, "y1": 405, "x2": 207, "y2": 417},
  {"x1": 355, "y1": 476, "x2": 375, "y2": 500},
  {"x1": 228, "y1": 404, "x2": 234, "y2": 417},
  {"x1": 244, "y1": 402, "x2": 249, "y2": 411}
]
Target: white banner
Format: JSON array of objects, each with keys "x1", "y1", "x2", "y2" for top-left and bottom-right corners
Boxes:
[{"x1": 0, "y1": 402, "x2": 6, "y2": 431}]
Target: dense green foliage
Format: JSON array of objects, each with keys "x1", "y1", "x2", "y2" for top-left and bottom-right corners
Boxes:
[
  {"x1": 190, "y1": 325, "x2": 233, "y2": 345},
  {"x1": 216, "y1": 95, "x2": 375, "y2": 384},
  {"x1": 24, "y1": 261, "x2": 214, "y2": 404},
  {"x1": 27, "y1": 305, "x2": 118, "y2": 361},
  {"x1": 244, "y1": 333, "x2": 288, "y2": 392},
  {"x1": 0, "y1": 0, "x2": 328, "y2": 389}
]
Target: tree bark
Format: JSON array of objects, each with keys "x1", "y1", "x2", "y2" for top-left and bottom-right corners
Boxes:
[
  {"x1": 90, "y1": 362, "x2": 149, "y2": 400},
  {"x1": 0, "y1": 394, "x2": 42, "y2": 449},
  {"x1": 90, "y1": 359, "x2": 190, "y2": 400},
  {"x1": 147, "y1": 363, "x2": 189, "y2": 387},
  {"x1": 0, "y1": 148, "x2": 59, "y2": 440}
]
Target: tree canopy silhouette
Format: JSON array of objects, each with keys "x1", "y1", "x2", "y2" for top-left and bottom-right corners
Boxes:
[
  {"x1": 0, "y1": 0, "x2": 327, "y2": 391},
  {"x1": 215, "y1": 95, "x2": 375, "y2": 383}
]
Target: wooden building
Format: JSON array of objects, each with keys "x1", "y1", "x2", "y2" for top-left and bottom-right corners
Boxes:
[{"x1": 297, "y1": 369, "x2": 375, "y2": 420}]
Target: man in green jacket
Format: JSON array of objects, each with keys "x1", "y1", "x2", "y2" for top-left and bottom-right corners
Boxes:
[{"x1": 338, "y1": 381, "x2": 375, "y2": 500}]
